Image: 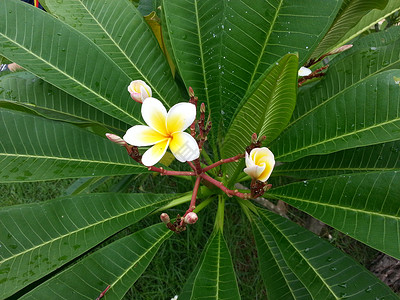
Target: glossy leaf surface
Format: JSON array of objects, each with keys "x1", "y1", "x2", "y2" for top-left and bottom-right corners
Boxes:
[
  {"x1": 336, "y1": 0, "x2": 400, "y2": 48},
  {"x1": 0, "y1": 72, "x2": 129, "y2": 134},
  {"x1": 274, "y1": 140, "x2": 400, "y2": 179},
  {"x1": 0, "y1": 193, "x2": 176, "y2": 299},
  {"x1": 267, "y1": 171, "x2": 400, "y2": 259},
  {"x1": 223, "y1": 53, "x2": 298, "y2": 176},
  {"x1": 163, "y1": 0, "x2": 341, "y2": 148},
  {"x1": 272, "y1": 70, "x2": 400, "y2": 162},
  {"x1": 0, "y1": 0, "x2": 139, "y2": 125},
  {"x1": 41, "y1": 0, "x2": 181, "y2": 107},
  {"x1": 180, "y1": 230, "x2": 240, "y2": 300},
  {"x1": 312, "y1": 0, "x2": 388, "y2": 58},
  {"x1": 0, "y1": 109, "x2": 144, "y2": 182},
  {"x1": 20, "y1": 224, "x2": 172, "y2": 300},
  {"x1": 252, "y1": 208, "x2": 398, "y2": 299}
]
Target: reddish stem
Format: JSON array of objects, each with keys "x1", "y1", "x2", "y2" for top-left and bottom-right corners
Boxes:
[
  {"x1": 183, "y1": 175, "x2": 202, "y2": 218},
  {"x1": 148, "y1": 166, "x2": 195, "y2": 176},
  {"x1": 202, "y1": 153, "x2": 244, "y2": 173},
  {"x1": 200, "y1": 173, "x2": 250, "y2": 199},
  {"x1": 187, "y1": 161, "x2": 196, "y2": 172},
  {"x1": 96, "y1": 285, "x2": 110, "y2": 300}
]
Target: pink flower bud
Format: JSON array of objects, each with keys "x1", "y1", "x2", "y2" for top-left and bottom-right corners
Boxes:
[
  {"x1": 128, "y1": 80, "x2": 152, "y2": 103},
  {"x1": 200, "y1": 103, "x2": 206, "y2": 113},
  {"x1": 105, "y1": 133, "x2": 127, "y2": 146},
  {"x1": 188, "y1": 86, "x2": 195, "y2": 97},
  {"x1": 184, "y1": 212, "x2": 198, "y2": 224},
  {"x1": 327, "y1": 44, "x2": 353, "y2": 55},
  {"x1": 160, "y1": 213, "x2": 170, "y2": 224},
  {"x1": 251, "y1": 133, "x2": 258, "y2": 144}
]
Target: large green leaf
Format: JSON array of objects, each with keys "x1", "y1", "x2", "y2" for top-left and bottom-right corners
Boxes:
[
  {"x1": 223, "y1": 53, "x2": 298, "y2": 177},
  {"x1": 0, "y1": 0, "x2": 139, "y2": 125},
  {"x1": 266, "y1": 171, "x2": 400, "y2": 260},
  {"x1": 334, "y1": 0, "x2": 400, "y2": 50},
  {"x1": 312, "y1": 0, "x2": 388, "y2": 58},
  {"x1": 0, "y1": 193, "x2": 178, "y2": 299},
  {"x1": 20, "y1": 224, "x2": 173, "y2": 300},
  {"x1": 0, "y1": 72, "x2": 129, "y2": 135},
  {"x1": 41, "y1": 0, "x2": 181, "y2": 108},
  {"x1": 0, "y1": 109, "x2": 144, "y2": 182},
  {"x1": 271, "y1": 69, "x2": 400, "y2": 162},
  {"x1": 251, "y1": 208, "x2": 398, "y2": 299},
  {"x1": 179, "y1": 229, "x2": 240, "y2": 300},
  {"x1": 274, "y1": 140, "x2": 400, "y2": 179},
  {"x1": 163, "y1": 0, "x2": 342, "y2": 149},
  {"x1": 292, "y1": 26, "x2": 400, "y2": 123}
]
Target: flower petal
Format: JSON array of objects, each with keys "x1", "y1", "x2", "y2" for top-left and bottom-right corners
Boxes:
[
  {"x1": 169, "y1": 132, "x2": 199, "y2": 162},
  {"x1": 253, "y1": 148, "x2": 275, "y2": 182},
  {"x1": 142, "y1": 97, "x2": 168, "y2": 135},
  {"x1": 166, "y1": 103, "x2": 196, "y2": 134},
  {"x1": 245, "y1": 151, "x2": 255, "y2": 168},
  {"x1": 244, "y1": 164, "x2": 265, "y2": 180},
  {"x1": 123, "y1": 125, "x2": 168, "y2": 146},
  {"x1": 298, "y1": 66, "x2": 312, "y2": 77},
  {"x1": 141, "y1": 139, "x2": 170, "y2": 166}
]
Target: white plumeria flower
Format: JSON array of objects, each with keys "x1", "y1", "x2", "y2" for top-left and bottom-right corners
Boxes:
[
  {"x1": 244, "y1": 147, "x2": 275, "y2": 182},
  {"x1": 298, "y1": 66, "x2": 312, "y2": 77},
  {"x1": 171, "y1": 296, "x2": 178, "y2": 300},
  {"x1": 123, "y1": 97, "x2": 199, "y2": 166},
  {"x1": 128, "y1": 80, "x2": 152, "y2": 103}
]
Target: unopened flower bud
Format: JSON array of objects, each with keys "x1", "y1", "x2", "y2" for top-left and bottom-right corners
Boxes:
[
  {"x1": 128, "y1": 80, "x2": 152, "y2": 103},
  {"x1": 160, "y1": 213, "x2": 170, "y2": 224},
  {"x1": 200, "y1": 103, "x2": 206, "y2": 113},
  {"x1": 105, "y1": 133, "x2": 127, "y2": 146},
  {"x1": 327, "y1": 44, "x2": 353, "y2": 56},
  {"x1": 251, "y1": 133, "x2": 258, "y2": 144},
  {"x1": 188, "y1": 86, "x2": 195, "y2": 97},
  {"x1": 184, "y1": 212, "x2": 198, "y2": 224}
]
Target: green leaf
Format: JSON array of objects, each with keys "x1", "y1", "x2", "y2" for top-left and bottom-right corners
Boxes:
[
  {"x1": 271, "y1": 69, "x2": 400, "y2": 162},
  {"x1": 0, "y1": 0, "x2": 139, "y2": 125},
  {"x1": 163, "y1": 0, "x2": 342, "y2": 149},
  {"x1": 41, "y1": 0, "x2": 181, "y2": 107},
  {"x1": 274, "y1": 140, "x2": 400, "y2": 179},
  {"x1": 20, "y1": 223, "x2": 173, "y2": 300},
  {"x1": 251, "y1": 208, "x2": 398, "y2": 299},
  {"x1": 293, "y1": 26, "x2": 400, "y2": 123},
  {"x1": 312, "y1": 0, "x2": 388, "y2": 58},
  {"x1": 0, "y1": 109, "x2": 144, "y2": 182},
  {"x1": 266, "y1": 171, "x2": 400, "y2": 259},
  {"x1": 223, "y1": 54, "x2": 298, "y2": 177},
  {"x1": 0, "y1": 193, "x2": 177, "y2": 299},
  {"x1": 180, "y1": 229, "x2": 240, "y2": 300},
  {"x1": 0, "y1": 72, "x2": 129, "y2": 135},
  {"x1": 334, "y1": 0, "x2": 400, "y2": 50},
  {"x1": 251, "y1": 214, "x2": 309, "y2": 300}
]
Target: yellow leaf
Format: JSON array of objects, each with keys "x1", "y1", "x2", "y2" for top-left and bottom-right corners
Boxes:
[{"x1": 144, "y1": 11, "x2": 176, "y2": 77}]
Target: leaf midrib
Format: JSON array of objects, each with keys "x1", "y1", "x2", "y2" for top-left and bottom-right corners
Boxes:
[
  {"x1": 0, "y1": 30, "x2": 140, "y2": 124},
  {"x1": 253, "y1": 220, "x2": 304, "y2": 299},
  {"x1": 75, "y1": 0, "x2": 170, "y2": 108},
  {"x1": 0, "y1": 202, "x2": 158, "y2": 264},
  {"x1": 285, "y1": 60, "x2": 400, "y2": 130},
  {"x1": 273, "y1": 167, "x2": 400, "y2": 174},
  {"x1": 1, "y1": 99, "x2": 126, "y2": 133},
  {"x1": 109, "y1": 229, "x2": 172, "y2": 289},
  {"x1": 246, "y1": 0, "x2": 284, "y2": 91},
  {"x1": 261, "y1": 212, "x2": 340, "y2": 300},
  {"x1": 276, "y1": 116, "x2": 400, "y2": 160},
  {"x1": 267, "y1": 193, "x2": 400, "y2": 221},
  {"x1": 0, "y1": 153, "x2": 144, "y2": 168}
]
